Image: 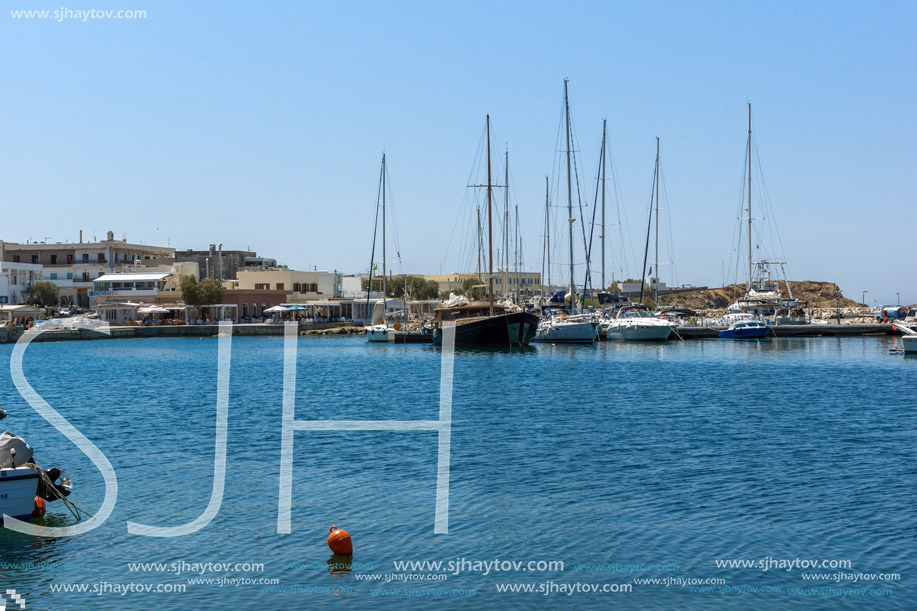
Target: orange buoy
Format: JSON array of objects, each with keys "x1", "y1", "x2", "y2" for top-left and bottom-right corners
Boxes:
[
  {"x1": 32, "y1": 496, "x2": 46, "y2": 518},
  {"x1": 327, "y1": 525, "x2": 353, "y2": 555}
]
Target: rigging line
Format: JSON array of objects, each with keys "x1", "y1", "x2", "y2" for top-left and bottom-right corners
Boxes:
[
  {"x1": 365, "y1": 157, "x2": 384, "y2": 311},
  {"x1": 582, "y1": 130, "x2": 604, "y2": 300},
  {"x1": 440, "y1": 122, "x2": 487, "y2": 273},
  {"x1": 638, "y1": 156, "x2": 657, "y2": 304},
  {"x1": 752, "y1": 135, "x2": 792, "y2": 281},
  {"x1": 660, "y1": 167, "x2": 678, "y2": 288}
]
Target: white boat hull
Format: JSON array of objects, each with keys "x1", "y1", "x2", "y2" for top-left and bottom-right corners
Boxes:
[
  {"x1": 365, "y1": 325, "x2": 394, "y2": 343},
  {"x1": 903, "y1": 335, "x2": 917, "y2": 354},
  {"x1": 0, "y1": 467, "x2": 40, "y2": 521},
  {"x1": 605, "y1": 322, "x2": 673, "y2": 341},
  {"x1": 533, "y1": 320, "x2": 597, "y2": 343}
]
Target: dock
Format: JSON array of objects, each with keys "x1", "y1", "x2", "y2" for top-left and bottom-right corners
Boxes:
[
  {"x1": 0, "y1": 323, "x2": 283, "y2": 344},
  {"x1": 674, "y1": 323, "x2": 900, "y2": 340}
]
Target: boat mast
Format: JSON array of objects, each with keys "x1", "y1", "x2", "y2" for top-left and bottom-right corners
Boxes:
[
  {"x1": 747, "y1": 103, "x2": 753, "y2": 295},
  {"x1": 382, "y1": 153, "x2": 387, "y2": 322},
  {"x1": 601, "y1": 118, "x2": 606, "y2": 292},
  {"x1": 654, "y1": 137, "x2": 660, "y2": 306},
  {"x1": 564, "y1": 79, "x2": 575, "y2": 314},
  {"x1": 487, "y1": 115, "x2": 494, "y2": 316}
]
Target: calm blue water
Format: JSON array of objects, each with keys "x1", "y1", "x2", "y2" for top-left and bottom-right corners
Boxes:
[{"x1": 1, "y1": 335, "x2": 914, "y2": 610}]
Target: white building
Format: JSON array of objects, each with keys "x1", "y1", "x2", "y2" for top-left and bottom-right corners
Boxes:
[
  {"x1": 0, "y1": 262, "x2": 43, "y2": 305},
  {"x1": 1, "y1": 232, "x2": 174, "y2": 308}
]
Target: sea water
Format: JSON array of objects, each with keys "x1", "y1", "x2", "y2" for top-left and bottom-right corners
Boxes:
[{"x1": 0, "y1": 335, "x2": 914, "y2": 609}]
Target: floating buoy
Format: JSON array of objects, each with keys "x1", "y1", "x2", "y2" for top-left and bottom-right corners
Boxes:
[
  {"x1": 32, "y1": 496, "x2": 46, "y2": 518},
  {"x1": 328, "y1": 525, "x2": 353, "y2": 555}
]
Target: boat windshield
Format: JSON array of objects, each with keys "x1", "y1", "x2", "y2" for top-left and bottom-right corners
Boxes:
[{"x1": 620, "y1": 310, "x2": 654, "y2": 319}]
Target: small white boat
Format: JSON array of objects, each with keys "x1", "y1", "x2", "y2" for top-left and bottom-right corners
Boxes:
[
  {"x1": 896, "y1": 323, "x2": 917, "y2": 353},
  {"x1": 605, "y1": 306, "x2": 675, "y2": 341},
  {"x1": 533, "y1": 312, "x2": 598, "y2": 343},
  {"x1": 0, "y1": 467, "x2": 41, "y2": 520},
  {"x1": 365, "y1": 323, "x2": 397, "y2": 342}
]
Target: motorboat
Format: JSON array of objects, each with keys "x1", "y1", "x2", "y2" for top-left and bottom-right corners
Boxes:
[
  {"x1": 533, "y1": 311, "x2": 598, "y2": 343},
  {"x1": 604, "y1": 305, "x2": 675, "y2": 341},
  {"x1": 720, "y1": 318, "x2": 770, "y2": 339}
]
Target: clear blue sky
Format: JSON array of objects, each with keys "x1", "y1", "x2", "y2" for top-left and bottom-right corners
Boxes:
[{"x1": 2, "y1": 0, "x2": 914, "y2": 305}]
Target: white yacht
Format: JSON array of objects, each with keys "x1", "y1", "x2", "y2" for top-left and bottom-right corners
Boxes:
[
  {"x1": 533, "y1": 311, "x2": 598, "y2": 343},
  {"x1": 604, "y1": 306, "x2": 676, "y2": 341}
]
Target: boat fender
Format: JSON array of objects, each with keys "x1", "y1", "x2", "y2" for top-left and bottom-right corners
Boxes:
[
  {"x1": 328, "y1": 525, "x2": 353, "y2": 555},
  {"x1": 32, "y1": 496, "x2": 46, "y2": 518}
]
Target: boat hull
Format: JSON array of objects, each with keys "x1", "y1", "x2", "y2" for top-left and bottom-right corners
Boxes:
[
  {"x1": 533, "y1": 320, "x2": 597, "y2": 343},
  {"x1": 433, "y1": 312, "x2": 539, "y2": 346},
  {"x1": 365, "y1": 325, "x2": 394, "y2": 342},
  {"x1": 903, "y1": 335, "x2": 917, "y2": 354},
  {"x1": 719, "y1": 326, "x2": 770, "y2": 339},
  {"x1": 0, "y1": 467, "x2": 40, "y2": 522},
  {"x1": 606, "y1": 323, "x2": 673, "y2": 342}
]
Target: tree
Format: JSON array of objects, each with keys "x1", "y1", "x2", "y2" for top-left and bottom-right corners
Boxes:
[
  {"x1": 181, "y1": 275, "x2": 225, "y2": 307},
  {"x1": 27, "y1": 281, "x2": 59, "y2": 307},
  {"x1": 363, "y1": 275, "x2": 441, "y2": 300}
]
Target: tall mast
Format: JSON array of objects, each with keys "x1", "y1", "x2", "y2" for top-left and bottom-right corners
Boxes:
[
  {"x1": 601, "y1": 118, "x2": 606, "y2": 292},
  {"x1": 654, "y1": 138, "x2": 660, "y2": 306},
  {"x1": 504, "y1": 148, "x2": 510, "y2": 300},
  {"x1": 381, "y1": 153, "x2": 387, "y2": 320},
  {"x1": 747, "y1": 103, "x2": 753, "y2": 295},
  {"x1": 564, "y1": 79, "x2": 575, "y2": 314},
  {"x1": 486, "y1": 115, "x2": 494, "y2": 315}
]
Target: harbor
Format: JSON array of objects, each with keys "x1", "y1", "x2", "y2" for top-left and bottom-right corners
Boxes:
[{"x1": 2, "y1": 1, "x2": 915, "y2": 609}]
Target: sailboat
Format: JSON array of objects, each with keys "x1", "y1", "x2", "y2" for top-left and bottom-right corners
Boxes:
[
  {"x1": 432, "y1": 115, "x2": 539, "y2": 347},
  {"x1": 534, "y1": 80, "x2": 598, "y2": 344},
  {"x1": 725, "y1": 104, "x2": 801, "y2": 326},
  {"x1": 365, "y1": 153, "x2": 400, "y2": 342},
  {"x1": 605, "y1": 138, "x2": 675, "y2": 341}
]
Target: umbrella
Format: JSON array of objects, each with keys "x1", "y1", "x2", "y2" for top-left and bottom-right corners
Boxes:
[
  {"x1": 263, "y1": 305, "x2": 289, "y2": 313},
  {"x1": 138, "y1": 306, "x2": 169, "y2": 314},
  {"x1": 287, "y1": 305, "x2": 306, "y2": 311}
]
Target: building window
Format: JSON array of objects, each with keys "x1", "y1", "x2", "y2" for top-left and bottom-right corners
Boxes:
[
  {"x1": 12, "y1": 255, "x2": 20, "y2": 263},
  {"x1": 50, "y1": 254, "x2": 58, "y2": 264},
  {"x1": 82, "y1": 272, "x2": 89, "y2": 281},
  {"x1": 67, "y1": 254, "x2": 74, "y2": 264},
  {"x1": 276, "y1": 283, "x2": 284, "y2": 290},
  {"x1": 82, "y1": 254, "x2": 89, "y2": 263},
  {"x1": 67, "y1": 272, "x2": 74, "y2": 280},
  {"x1": 31, "y1": 255, "x2": 38, "y2": 264},
  {"x1": 50, "y1": 273, "x2": 58, "y2": 280},
  {"x1": 97, "y1": 253, "x2": 105, "y2": 263},
  {"x1": 255, "y1": 283, "x2": 269, "y2": 290}
]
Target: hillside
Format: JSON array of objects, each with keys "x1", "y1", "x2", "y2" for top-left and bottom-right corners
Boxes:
[{"x1": 658, "y1": 281, "x2": 861, "y2": 311}]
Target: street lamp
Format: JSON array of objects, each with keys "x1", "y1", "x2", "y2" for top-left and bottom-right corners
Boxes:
[
  {"x1": 897, "y1": 292, "x2": 900, "y2": 306},
  {"x1": 862, "y1": 290, "x2": 868, "y2": 307}
]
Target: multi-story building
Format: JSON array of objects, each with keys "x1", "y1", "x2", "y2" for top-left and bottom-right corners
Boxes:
[
  {"x1": 0, "y1": 232, "x2": 174, "y2": 307},
  {"x1": 175, "y1": 246, "x2": 275, "y2": 281},
  {"x1": 425, "y1": 270, "x2": 542, "y2": 298},
  {"x1": 0, "y1": 261, "x2": 43, "y2": 305},
  {"x1": 233, "y1": 269, "x2": 342, "y2": 301}
]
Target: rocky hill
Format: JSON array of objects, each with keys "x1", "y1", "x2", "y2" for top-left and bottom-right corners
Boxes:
[{"x1": 658, "y1": 281, "x2": 860, "y2": 311}]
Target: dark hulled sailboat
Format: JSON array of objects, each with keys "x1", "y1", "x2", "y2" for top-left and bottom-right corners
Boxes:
[{"x1": 432, "y1": 115, "x2": 538, "y2": 347}]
